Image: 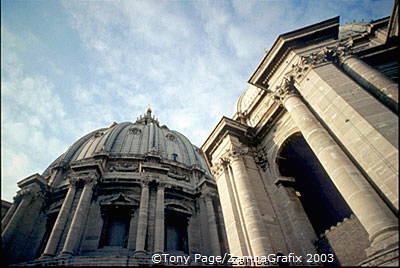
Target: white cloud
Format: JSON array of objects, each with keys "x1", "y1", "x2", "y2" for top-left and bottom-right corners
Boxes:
[
  {"x1": 2, "y1": 0, "x2": 393, "y2": 201},
  {"x1": 1, "y1": 27, "x2": 70, "y2": 200}
]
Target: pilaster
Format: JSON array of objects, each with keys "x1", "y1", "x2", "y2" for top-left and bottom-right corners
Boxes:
[
  {"x1": 202, "y1": 191, "x2": 221, "y2": 256},
  {"x1": 41, "y1": 178, "x2": 78, "y2": 257},
  {"x1": 134, "y1": 181, "x2": 150, "y2": 254},
  {"x1": 153, "y1": 182, "x2": 165, "y2": 253},
  {"x1": 1, "y1": 189, "x2": 35, "y2": 247},
  {"x1": 60, "y1": 173, "x2": 97, "y2": 256}
]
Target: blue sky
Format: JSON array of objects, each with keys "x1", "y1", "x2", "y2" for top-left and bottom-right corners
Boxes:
[{"x1": 1, "y1": 0, "x2": 394, "y2": 201}]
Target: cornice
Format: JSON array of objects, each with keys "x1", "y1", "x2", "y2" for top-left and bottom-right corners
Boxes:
[
  {"x1": 249, "y1": 16, "x2": 340, "y2": 89},
  {"x1": 17, "y1": 173, "x2": 48, "y2": 190},
  {"x1": 201, "y1": 116, "x2": 254, "y2": 162},
  {"x1": 70, "y1": 157, "x2": 105, "y2": 175}
]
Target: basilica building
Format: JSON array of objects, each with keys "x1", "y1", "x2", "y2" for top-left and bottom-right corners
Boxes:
[
  {"x1": 202, "y1": 1, "x2": 398, "y2": 266},
  {"x1": 2, "y1": 1, "x2": 399, "y2": 267}
]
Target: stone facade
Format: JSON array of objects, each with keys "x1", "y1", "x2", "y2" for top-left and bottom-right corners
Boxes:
[
  {"x1": 201, "y1": 2, "x2": 398, "y2": 266},
  {"x1": 1, "y1": 108, "x2": 228, "y2": 266}
]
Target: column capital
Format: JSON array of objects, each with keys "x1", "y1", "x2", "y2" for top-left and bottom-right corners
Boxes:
[
  {"x1": 67, "y1": 172, "x2": 98, "y2": 187},
  {"x1": 157, "y1": 182, "x2": 167, "y2": 190},
  {"x1": 286, "y1": 39, "x2": 354, "y2": 84},
  {"x1": 68, "y1": 177, "x2": 80, "y2": 187},
  {"x1": 14, "y1": 186, "x2": 46, "y2": 202},
  {"x1": 15, "y1": 188, "x2": 33, "y2": 199},
  {"x1": 140, "y1": 180, "x2": 150, "y2": 188},
  {"x1": 210, "y1": 158, "x2": 229, "y2": 177},
  {"x1": 210, "y1": 164, "x2": 223, "y2": 178},
  {"x1": 224, "y1": 144, "x2": 253, "y2": 163},
  {"x1": 271, "y1": 76, "x2": 299, "y2": 104},
  {"x1": 301, "y1": 39, "x2": 353, "y2": 66},
  {"x1": 82, "y1": 173, "x2": 97, "y2": 187}
]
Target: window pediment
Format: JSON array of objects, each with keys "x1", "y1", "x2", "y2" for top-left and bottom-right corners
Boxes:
[{"x1": 99, "y1": 193, "x2": 139, "y2": 207}]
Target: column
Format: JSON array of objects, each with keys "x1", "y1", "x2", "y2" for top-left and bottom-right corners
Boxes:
[
  {"x1": 127, "y1": 209, "x2": 138, "y2": 251},
  {"x1": 218, "y1": 163, "x2": 249, "y2": 257},
  {"x1": 274, "y1": 177, "x2": 317, "y2": 257},
  {"x1": 154, "y1": 183, "x2": 165, "y2": 253},
  {"x1": 135, "y1": 181, "x2": 149, "y2": 253},
  {"x1": 204, "y1": 194, "x2": 221, "y2": 256},
  {"x1": 341, "y1": 55, "x2": 398, "y2": 111},
  {"x1": 281, "y1": 91, "x2": 398, "y2": 252},
  {"x1": 60, "y1": 176, "x2": 96, "y2": 256},
  {"x1": 41, "y1": 181, "x2": 77, "y2": 257},
  {"x1": 1, "y1": 199, "x2": 20, "y2": 230},
  {"x1": 1, "y1": 189, "x2": 34, "y2": 246},
  {"x1": 229, "y1": 154, "x2": 273, "y2": 257}
]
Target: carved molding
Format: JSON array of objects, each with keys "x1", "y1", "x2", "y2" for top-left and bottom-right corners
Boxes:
[
  {"x1": 224, "y1": 145, "x2": 253, "y2": 162},
  {"x1": 271, "y1": 76, "x2": 298, "y2": 103},
  {"x1": 83, "y1": 174, "x2": 97, "y2": 187},
  {"x1": 157, "y1": 182, "x2": 168, "y2": 189},
  {"x1": 67, "y1": 172, "x2": 98, "y2": 187},
  {"x1": 165, "y1": 199, "x2": 194, "y2": 215},
  {"x1": 166, "y1": 133, "x2": 177, "y2": 143},
  {"x1": 210, "y1": 162, "x2": 223, "y2": 177},
  {"x1": 13, "y1": 188, "x2": 33, "y2": 203},
  {"x1": 140, "y1": 180, "x2": 150, "y2": 188},
  {"x1": 211, "y1": 145, "x2": 256, "y2": 177},
  {"x1": 99, "y1": 193, "x2": 138, "y2": 207},
  {"x1": 108, "y1": 162, "x2": 139, "y2": 172},
  {"x1": 167, "y1": 172, "x2": 188, "y2": 181},
  {"x1": 254, "y1": 147, "x2": 269, "y2": 171},
  {"x1": 94, "y1": 130, "x2": 105, "y2": 138},
  {"x1": 128, "y1": 127, "x2": 142, "y2": 135},
  {"x1": 14, "y1": 187, "x2": 47, "y2": 203},
  {"x1": 16, "y1": 188, "x2": 33, "y2": 198},
  {"x1": 289, "y1": 39, "x2": 354, "y2": 83},
  {"x1": 268, "y1": 40, "x2": 353, "y2": 104},
  {"x1": 167, "y1": 167, "x2": 188, "y2": 182}
]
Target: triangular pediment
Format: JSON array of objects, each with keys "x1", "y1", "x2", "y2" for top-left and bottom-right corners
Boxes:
[{"x1": 100, "y1": 193, "x2": 138, "y2": 206}]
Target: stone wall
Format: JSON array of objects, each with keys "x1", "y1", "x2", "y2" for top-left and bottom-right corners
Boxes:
[
  {"x1": 1, "y1": 200, "x2": 12, "y2": 219},
  {"x1": 318, "y1": 215, "x2": 369, "y2": 266}
]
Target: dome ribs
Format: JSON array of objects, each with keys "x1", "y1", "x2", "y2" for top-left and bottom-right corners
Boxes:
[
  {"x1": 64, "y1": 130, "x2": 99, "y2": 162},
  {"x1": 42, "y1": 116, "x2": 211, "y2": 180},
  {"x1": 120, "y1": 125, "x2": 133, "y2": 153},
  {"x1": 173, "y1": 131, "x2": 195, "y2": 166},
  {"x1": 104, "y1": 122, "x2": 130, "y2": 153}
]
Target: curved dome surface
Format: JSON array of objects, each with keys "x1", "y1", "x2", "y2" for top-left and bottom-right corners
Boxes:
[
  {"x1": 338, "y1": 22, "x2": 369, "y2": 39},
  {"x1": 234, "y1": 85, "x2": 263, "y2": 116},
  {"x1": 43, "y1": 109, "x2": 209, "y2": 176}
]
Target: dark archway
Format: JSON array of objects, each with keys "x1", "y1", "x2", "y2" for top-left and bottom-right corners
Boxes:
[
  {"x1": 277, "y1": 133, "x2": 352, "y2": 236},
  {"x1": 164, "y1": 209, "x2": 189, "y2": 254},
  {"x1": 99, "y1": 206, "x2": 131, "y2": 248}
]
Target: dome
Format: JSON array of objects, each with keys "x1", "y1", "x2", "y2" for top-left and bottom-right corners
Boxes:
[
  {"x1": 4, "y1": 108, "x2": 225, "y2": 265},
  {"x1": 234, "y1": 85, "x2": 263, "y2": 116},
  {"x1": 338, "y1": 22, "x2": 369, "y2": 39},
  {"x1": 43, "y1": 109, "x2": 210, "y2": 176}
]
